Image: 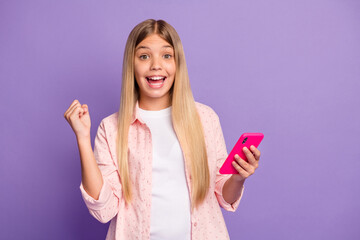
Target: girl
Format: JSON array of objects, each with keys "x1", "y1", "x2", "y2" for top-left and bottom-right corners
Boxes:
[{"x1": 64, "y1": 19, "x2": 261, "y2": 240}]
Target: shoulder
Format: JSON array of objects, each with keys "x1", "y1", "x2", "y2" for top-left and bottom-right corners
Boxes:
[
  {"x1": 194, "y1": 101, "x2": 219, "y2": 121},
  {"x1": 98, "y1": 111, "x2": 119, "y2": 131}
]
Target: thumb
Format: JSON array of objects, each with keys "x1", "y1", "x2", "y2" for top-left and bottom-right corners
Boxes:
[{"x1": 82, "y1": 104, "x2": 88, "y2": 112}]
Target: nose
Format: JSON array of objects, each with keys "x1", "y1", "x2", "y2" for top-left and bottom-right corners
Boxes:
[{"x1": 150, "y1": 56, "x2": 162, "y2": 70}]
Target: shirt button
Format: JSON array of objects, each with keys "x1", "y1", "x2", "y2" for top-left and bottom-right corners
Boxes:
[{"x1": 194, "y1": 222, "x2": 197, "y2": 227}]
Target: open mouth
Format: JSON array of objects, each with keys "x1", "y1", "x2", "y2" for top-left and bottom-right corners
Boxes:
[{"x1": 146, "y1": 76, "x2": 166, "y2": 86}]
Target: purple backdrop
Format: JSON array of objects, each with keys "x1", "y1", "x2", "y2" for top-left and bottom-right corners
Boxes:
[{"x1": 1, "y1": 0, "x2": 359, "y2": 239}]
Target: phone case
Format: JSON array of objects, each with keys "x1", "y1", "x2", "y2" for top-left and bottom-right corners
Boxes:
[{"x1": 219, "y1": 133, "x2": 264, "y2": 174}]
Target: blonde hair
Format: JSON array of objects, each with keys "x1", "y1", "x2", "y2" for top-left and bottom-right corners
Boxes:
[{"x1": 116, "y1": 19, "x2": 209, "y2": 212}]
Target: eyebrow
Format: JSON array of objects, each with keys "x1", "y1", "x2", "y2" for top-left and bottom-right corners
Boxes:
[{"x1": 135, "y1": 45, "x2": 173, "y2": 51}]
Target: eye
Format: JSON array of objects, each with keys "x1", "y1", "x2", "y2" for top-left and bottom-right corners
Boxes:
[
  {"x1": 163, "y1": 54, "x2": 172, "y2": 59},
  {"x1": 139, "y1": 54, "x2": 149, "y2": 60}
]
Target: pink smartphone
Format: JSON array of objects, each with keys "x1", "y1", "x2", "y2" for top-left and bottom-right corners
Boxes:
[{"x1": 219, "y1": 133, "x2": 264, "y2": 174}]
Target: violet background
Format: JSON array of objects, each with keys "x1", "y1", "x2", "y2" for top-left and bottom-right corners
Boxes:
[{"x1": 1, "y1": 0, "x2": 359, "y2": 239}]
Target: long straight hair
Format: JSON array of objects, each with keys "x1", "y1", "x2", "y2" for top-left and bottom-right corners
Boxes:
[{"x1": 116, "y1": 19, "x2": 209, "y2": 212}]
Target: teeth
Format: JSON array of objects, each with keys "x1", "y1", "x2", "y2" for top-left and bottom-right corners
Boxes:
[{"x1": 147, "y1": 76, "x2": 164, "y2": 80}]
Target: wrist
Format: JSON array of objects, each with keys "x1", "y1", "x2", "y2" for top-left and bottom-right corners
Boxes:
[
  {"x1": 231, "y1": 174, "x2": 246, "y2": 184},
  {"x1": 76, "y1": 135, "x2": 91, "y2": 145}
]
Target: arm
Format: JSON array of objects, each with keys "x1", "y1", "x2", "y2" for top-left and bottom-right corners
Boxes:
[
  {"x1": 78, "y1": 120, "x2": 122, "y2": 223},
  {"x1": 223, "y1": 144, "x2": 262, "y2": 204},
  {"x1": 77, "y1": 136, "x2": 103, "y2": 200},
  {"x1": 222, "y1": 176, "x2": 245, "y2": 205},
  {"x1": 212, "y1": 111, "x2": 245, "y2": 212}
]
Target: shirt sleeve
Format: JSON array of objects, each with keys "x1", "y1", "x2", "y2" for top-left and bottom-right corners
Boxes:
[
  {"x1": 79, "y1": 119, "x2": 123, "y2": 223},
  {"x1": 212, "y1": 111, "x2": 245, "y2": 212}
]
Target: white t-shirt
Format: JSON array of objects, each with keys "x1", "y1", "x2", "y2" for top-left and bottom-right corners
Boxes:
[{"x1": 138, "y1": 106, "x2": 191, "y2": 240}]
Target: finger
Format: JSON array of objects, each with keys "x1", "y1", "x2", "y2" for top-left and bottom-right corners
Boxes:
[
  {"x1": 78, "y1": 105, "x2": 85, "y2": 116},
  {"x1": 250, "y1": 145, "x2": 261, "y2": 161},
  {"x1": 82, "y1": 104, "x2": 88, "y2": 113},
  {"x1": 232, "y1": 161, "x2": 249, "y2": 177},
  {"x1": 69, "y1": 105, "x2": 84, "y2": 121},
  {"x1": 64, "y1": 99, "x2": 80, "y2": 118},
  {"x1": 234, "y1": 154, "x2": 253, "y2": 173},
  {"x1": 79, "y1": 107, "x2": 84, "y2": 117},
  {"x1": 66, "y1": 102, "x2": 82, "y2": 120},
  {"x1": 65, "y1": 100, "x2": 81, "y2": 119},
  {"x1": 242, "y1": 147, "x2": 257, "y2": 165}
]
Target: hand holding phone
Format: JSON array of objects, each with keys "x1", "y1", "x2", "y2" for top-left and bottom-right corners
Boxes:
[{"x1": 219, "y1": 133, "x2": 264, "y2": 174}]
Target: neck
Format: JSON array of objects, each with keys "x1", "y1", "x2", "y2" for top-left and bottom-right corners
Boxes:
[{"x1": 139, "y1": 96, "x2": 171, "y2": 111}]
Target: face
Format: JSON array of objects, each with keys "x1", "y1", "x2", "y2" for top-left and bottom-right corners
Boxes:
[{"x1": 134, "y1": 34, "x2": 176, "y2": 110}]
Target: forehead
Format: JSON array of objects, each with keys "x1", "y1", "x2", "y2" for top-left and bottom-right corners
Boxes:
[{"x1": 135, "y1": 34, "x2": 173, "y2": 51}]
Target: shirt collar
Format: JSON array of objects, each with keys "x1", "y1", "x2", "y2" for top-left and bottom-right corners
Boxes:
[{"x1": 130, "y1": 100, "x2": 145, "y2": 125}]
